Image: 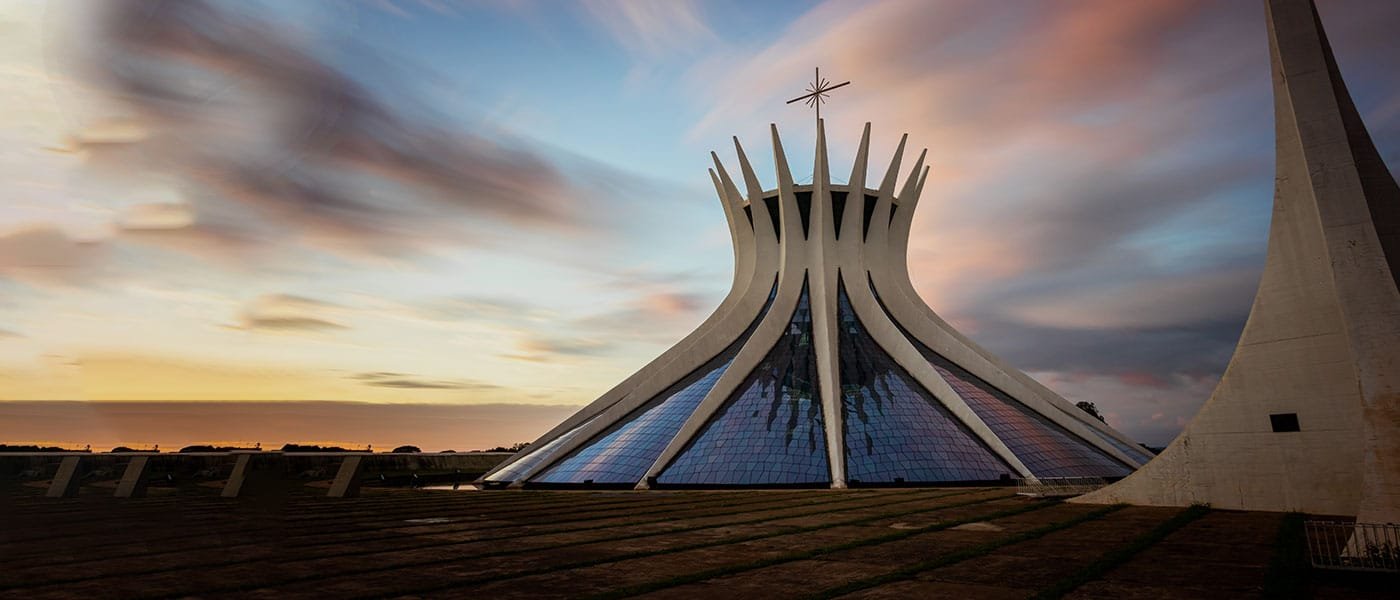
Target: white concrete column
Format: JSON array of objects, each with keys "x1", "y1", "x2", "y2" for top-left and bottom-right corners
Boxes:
[
  {"x1": 114, "y1": 456, "x2": 152, "y2": 498},
  {"x1": 45, "y1": 456, "x2": 82, "y2": 499}
]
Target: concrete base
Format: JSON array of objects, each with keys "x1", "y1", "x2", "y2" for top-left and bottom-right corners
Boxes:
[
  {"x1": 327, "y1": 455, "x2": 366, "y2": 498},
  {"x1": 45, "y1": 456, "x2": 82, "y2": 498},
  {"x1": 220, "y1": 453, "x2": 257, "y2": 498},
  {"x1": 114, "y1": 456, "x2": 152, "y2": 498}
]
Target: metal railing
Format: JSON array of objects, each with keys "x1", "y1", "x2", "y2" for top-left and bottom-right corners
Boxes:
[
  {"x1": 1305, "y1": 520, "x2": 1400, "y2": 573},
  {"x1": 1014, "y1": 476, "x2": 1107, "y2": 498}
]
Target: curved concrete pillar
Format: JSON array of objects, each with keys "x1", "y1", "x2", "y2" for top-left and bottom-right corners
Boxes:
[{"x1": 641, "y1": 125, "x2": 816, "y2": 487}]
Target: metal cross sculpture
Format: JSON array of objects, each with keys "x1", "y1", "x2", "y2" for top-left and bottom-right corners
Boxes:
[{"x1": 786, "y1": 67, "x2": 851, "y2": 131}]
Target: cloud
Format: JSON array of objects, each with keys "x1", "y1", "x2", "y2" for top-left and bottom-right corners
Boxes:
[
  {"x1": 637, "y1": 290, "x2": 706, "y2": 316},
  {"x1": 997, "y1": 265, "x2": 1261, "y2": 331},
  {"x1": 583, "y1": 0, "x2": 716, "y2": 58},
  {"x1": 503, "y1": 335, "x2": 613, "y2": 362},
  {"x1": 0, "y1": 328, "x2": 25, "y2": 340},
  {"x1": 573, "y1": 290, "x2": 711, "y2": 345},
  {"x1": 62, "y1": 0, "x2": 650, "y2": 259},
  {"x1": 567, "y1": 266, "x2": 718, "y2": 343},
  {"x1": 239, "y1": 316, "x2": 346, "y2": 332},
  {"x1": 0, "y1": 226, "x2": 105, "y2": 285},
  {"x1": 117, "y1": 202, "x2": 195, "y2": 231},
  {"x1": 350, "y1": 371, "x2": 408, "y2": 380},
  {"x1": 0, "y1": 401, "x2": 583, "y2": 452},
  {"x1": 516, "y1": 335, "x2": 612, "y2": 356},
  {"x1": 351, "y1": 371, "x2": 500, "y2": 390},
  {"x1": 1036, "y1": 371, "x2": 1217, "y2": 446},
  {"x1": 406, "y1": 295, "x2": 554, "y2": 324},
  {"x1": 0, "y1": 226, "x2": 96, "y2": 269},
  {"x1": 232, "y1": 293, "x2": 348, "y2": 332}
]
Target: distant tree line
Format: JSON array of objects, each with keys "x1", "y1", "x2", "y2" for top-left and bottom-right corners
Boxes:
[
  {"x1": 0, "y1": 444, "x2": 89, "y2": 453},
  {"x1": 477, "y1": 442, "x2": 530, "y2": 453},
  {"x1": 177, "y1": 444, "x2": 261, "y2": 453},
  {"x1": 1075, "y1": 401, "x2": 1106, "y2": 422},
  {"x1": 1073, "y1": 402, "x2": 1162, "y2": 455}
]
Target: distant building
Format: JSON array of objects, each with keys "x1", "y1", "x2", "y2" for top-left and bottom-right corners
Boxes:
[{"x1": 483, "y1": 121, "x2": 1149, "y2": 489}]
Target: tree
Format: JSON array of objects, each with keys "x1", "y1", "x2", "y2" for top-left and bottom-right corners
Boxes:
[
  {"x1": 1076, "y1": 401, "x2": 1106, "y2": 423},
  {"x1": 280, "y1": 443, "x2": 351, "y2": 452},
  {"x1": 391, "y1": 445, "x2": 422, "y2": 454}
]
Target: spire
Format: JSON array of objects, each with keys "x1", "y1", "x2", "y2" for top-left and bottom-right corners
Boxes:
[
  {"x1": 897, "y1": 149, "x2": 927, "y2": 205},
  {"x1": 1266, "y1": 0, "x2": 1400, "y2": 524},
  {"x1": 878, "y1": 135, "x2": 907, "y2": 199},
  {"x1": 842, "y1": 123, "x2": 872, "y2": 241},
  {"x1": 733, "y1": 137, "x2": 764, "y2": 204}
]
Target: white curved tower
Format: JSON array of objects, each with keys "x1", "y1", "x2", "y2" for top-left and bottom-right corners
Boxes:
[
  {"x1": 483, "y1": 122, "x2": 1150, "y2": 489},
  {"x1": 1075, "y1": 0, "x2": 1400, "y2": 519}
]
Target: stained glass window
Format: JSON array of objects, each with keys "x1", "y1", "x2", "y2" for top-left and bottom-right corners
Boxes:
[
  {"x1": 837, "y1": 282, "x2": 1013, "y2": 484},
  {"x1": 658, "y1": 278, "x2": 828, "y2": 486},
  {"x1": 483, "y1": 415, "x2": 598, "y2": 483},
  {"x1": 929, "y1": 360, "x2": 1131, "y2": 478},
  {"x1": 531, "y1": 283, "x2": 778, "y2": 485},
  {"x1": 1086, "y1": 426, "x2": 1157, "y2": 464},
  {"x1": 865, "y1": 276, "x2": 1135, "y2": 478}
]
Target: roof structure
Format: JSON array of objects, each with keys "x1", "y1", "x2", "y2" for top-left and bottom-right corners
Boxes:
[{"x1": 482, "y1": 122, "x2": 1150, "y2": 489}]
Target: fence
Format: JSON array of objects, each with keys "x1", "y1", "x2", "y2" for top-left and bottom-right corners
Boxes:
[
  {"x1": 1014, "y1": 476, "x2": 1107, "y2": 498},
  {"x1": 3, "y1": 451, "x2": 512, "y2": 499},
  {"x1": 1304, "y1": 520, "x2": 1400, "y2": 573}
]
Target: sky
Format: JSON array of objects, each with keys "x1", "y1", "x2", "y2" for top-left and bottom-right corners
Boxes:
[{"x1": 1, "y1": 0, "x2": 1398, "y2": 452}]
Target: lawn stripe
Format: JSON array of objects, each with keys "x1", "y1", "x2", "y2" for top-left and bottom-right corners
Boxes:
[
  {"x1": 2, "y1": 491, "x2": 644, "y2": 547},
  {"x1": 156, "y1": 490, "x2": 994, "y2": 599},
  {"x1": 1026, "y1": 503, "x2": 1211, "y2": 600},
  {"x1": 5, "y1": 489, "x2": 817, "y2": 571},
  {"x1": 330, "y1": 492, "x2": 1030, "y2": 598},
  {"x1": 3, "y1": 491, "x2": 883, "y2": 589},
  {"x1": 586, "y1": 499, "x2": 1073, "y2": 600},
  {"x1": 801, "y1": 504, "x2": 1127, "y2": 600},
  {"x1": 5, "y1": 489, "x2": 710, "y2": 547},
  {"x1": 1262, "y1": 512, "x2": 1308, "y2": 600}
]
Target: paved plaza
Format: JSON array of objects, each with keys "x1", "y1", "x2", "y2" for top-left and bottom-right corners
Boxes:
[{"x1": 1, "y1": 487, "x2": 1389, "y2": 599}]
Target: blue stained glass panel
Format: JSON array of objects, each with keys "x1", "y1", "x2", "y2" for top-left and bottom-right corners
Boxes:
[
  {"x1": 837, "y1": 283, "x2": 1013, "y2": 483},
  {"x1": 1086, "y1": 426, "x2": 1157, "y2": 464},
  {"x1": 866, "y1": 275, "x2": 1136, "y2": 478},
  {"x1": 483, "y1": 415, "x2": 597, "y2": 483},
  {"x1": 658, "y1": 279, "x2": 828, "y2": 486},
  {"x1": 931, "y1": 363, "x2": 1132, "y2": 478},
  {"x1": 530, "y1": 279, "x2": 778, "y2": 485},
  {"x1": 531, "y1": 359, "x2": 732, "y2": 484}
]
